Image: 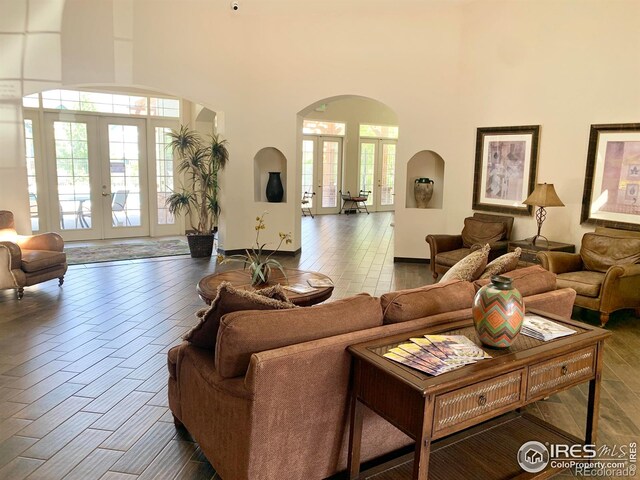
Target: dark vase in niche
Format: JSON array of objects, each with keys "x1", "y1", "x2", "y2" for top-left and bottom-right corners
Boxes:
[{"x1": 266, "y1": 171, "x2": 284, "y2": 202}]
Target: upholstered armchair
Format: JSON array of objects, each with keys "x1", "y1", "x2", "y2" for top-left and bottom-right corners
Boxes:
[
  {"x1": 426, "y1": 212, "x2": 514, "y2": 279},
  {"x1": 0, "y1": 210, "x2": 67, "y2": 299},
  {"x1": 537, "y1": 227, "x2": 640, "y2": 326}
]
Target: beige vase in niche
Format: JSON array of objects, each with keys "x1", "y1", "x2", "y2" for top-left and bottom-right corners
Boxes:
[{"x1": 414, "y1": 178, "x2": 434, "y2": 208}]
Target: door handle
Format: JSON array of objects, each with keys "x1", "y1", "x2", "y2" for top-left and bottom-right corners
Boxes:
[{"x1": 102, "y1": 192, "x2": 111, "y2": 197}]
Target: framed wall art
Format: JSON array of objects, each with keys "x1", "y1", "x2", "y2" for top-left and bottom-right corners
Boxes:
[
  {"x1": 580, "y1": 123, "x2": 640, "y2": 231},
  {"x1": 472, "y1": 125, "x2": 539, "y2": 216}
]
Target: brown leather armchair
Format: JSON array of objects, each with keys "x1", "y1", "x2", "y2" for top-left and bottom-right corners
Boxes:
[
  {"x1": 426, "y1": 212, "x2": 514, "y2": 279},
  {"x1": 537, "y1": 227, "x2": 640, "y2": 326},
  {"x1": 0, "y1": 210, "x2": 67, "y2": 299}
]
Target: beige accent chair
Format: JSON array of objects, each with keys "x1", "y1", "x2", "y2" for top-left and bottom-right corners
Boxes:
[
  {"x1": 537, "y1": 227, "x2": 640, "y2": 326},
  {"x1": 0, "y1": 210, "x2": 67, "y2": 299},
  {"x1": 426, "y1": 212, "x2": 514, "y2": 279}
]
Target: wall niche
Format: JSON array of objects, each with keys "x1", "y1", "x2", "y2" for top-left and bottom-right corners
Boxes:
[
  {"x1": 406, "y1": 150, "x2": 445, "y2": 209},
  {"x1": 254, "y1": 147, "x2": 288, "y2": 203}
]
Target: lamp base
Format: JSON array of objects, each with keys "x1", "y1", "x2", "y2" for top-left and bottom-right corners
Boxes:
[{"x1": 527, "y1": 234, "x2": 550, "y2": 248}]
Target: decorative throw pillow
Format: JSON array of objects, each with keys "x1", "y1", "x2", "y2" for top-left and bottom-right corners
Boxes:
[
  {"x1": 479, "y1": 247, "x2": 522, "y2": 279},
  {"x1": 183, "y1": 282, "x2": 296, "y2": 350},
  {"x1": 461, "y1": 218, "x2": 506, "y2": 248},
  {"x1": 440, "y1": 243, "x2": 490, "y2": 282}
]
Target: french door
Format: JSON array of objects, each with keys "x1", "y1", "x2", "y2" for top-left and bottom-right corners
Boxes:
[
  {"x1": 44, "y1": 113, "x2": 149, "y2": 240},
  {"x1": 301, "y1": 135, "x2": 343, "y2": 215},
  {"x1": 359, "y1": 139, "x2": 396, "y2": 212}
]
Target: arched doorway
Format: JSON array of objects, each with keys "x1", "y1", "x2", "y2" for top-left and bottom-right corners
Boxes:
[
  {"x1": 21, "y1": 86, "x2": 218, "y2": 241},
  {"x1": 297, "y1": 96, "x2": 399, "y2": 217}
]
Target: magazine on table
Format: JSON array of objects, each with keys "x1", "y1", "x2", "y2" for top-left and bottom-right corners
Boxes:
[
  {"x1": 283, "y1": 283, "x2": 317, "y2": 294},
  {"x1": 383, "y1": 334, "x2": 490, "y2": 376},
  {"x1": 307, "y1": 278, "x2": 334, "y2": 288},
  {"x1": 521, "y1": 314, "x2": 576, "y2": 341}
]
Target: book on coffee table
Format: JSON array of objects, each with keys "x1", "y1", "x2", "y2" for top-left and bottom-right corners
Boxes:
[
  {"x1": 283, "y1": 283, "x2": 317, "y2": 294},
  {"x1": 521, "y1": 314, "x2": 576, "y2": 341},
  {"x1": 307, "y1": 278, "x2": 334, "y2": 288}
]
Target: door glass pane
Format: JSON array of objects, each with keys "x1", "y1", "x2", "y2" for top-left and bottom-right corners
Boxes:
[
  {"x1": 155, "y1": 127, "x2": 175, "y2": 224},
  {"x1": 360, "y1": 142, "x2": 375, "y2": 206},
  {"x1": 381, "y1": 143, "x2": 396, "y2": 206},
  {"x1": 322, "y1": 141, "x2": 339, "y2": 208},
  {"x1": 302, "y1": 140, "x2": 314, "y2": 208},
  {"x1": 24, "y1": 119, "x2": 39, "y2": 231},
  {"x1": 108, "y1": 124, "x2": 141, "y2": 227},
  {"x1": 54, "y1": 121, "x2": 91, "y2": 230}
]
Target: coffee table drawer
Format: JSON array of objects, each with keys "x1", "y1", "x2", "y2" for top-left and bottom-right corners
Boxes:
[
  {"x1": 434, "y1": 370, "x2": 523, "y2": 435},
  {"x1": 527, "y1": 346, "x2": 596, "y2": 399}
]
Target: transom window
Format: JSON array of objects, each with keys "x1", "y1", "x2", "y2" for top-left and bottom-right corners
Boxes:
[
  {"x1": 23, "y1": 89, "x2": 180, "y2": 118},
  {"x1": 359, "y1": 124, "x2": 399, "y2": 139},
  {"x1": 303, "y1": 120, "x2": 346, "y2": 136}
]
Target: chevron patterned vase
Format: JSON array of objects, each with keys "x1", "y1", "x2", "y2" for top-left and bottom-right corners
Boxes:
[{"x1": 472, "y1": 275, "x2": 524, "y2": 349}]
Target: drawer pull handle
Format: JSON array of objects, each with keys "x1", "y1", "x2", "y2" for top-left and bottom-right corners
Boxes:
[
  {"x1": 478, "y1": 394, "x2": 487, "y2": 406},
  {"x1": 561, "y1": 365, "x2": 568, "y2": 376}
]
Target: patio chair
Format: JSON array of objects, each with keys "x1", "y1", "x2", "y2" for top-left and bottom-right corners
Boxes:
[
  {"x1": 301, "y1": 191, "x2": 315, "y2": 218},
  {"x1": 111, "y1": 190, "x2": 130, "y2": 226},
  {"x1": 339, "y1": 190, "x2": 371, "y2": 214}
]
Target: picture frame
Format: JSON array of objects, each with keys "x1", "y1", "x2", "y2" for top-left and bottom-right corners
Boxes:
[
  {"x1": 472, "y1": 125, "x2": 539, "y2": 216},
  {"x1": 580, "y1": 123, "x2": 640, "y2": 231}
]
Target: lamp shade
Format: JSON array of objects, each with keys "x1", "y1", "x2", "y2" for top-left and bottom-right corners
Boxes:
[{"x1": 523, "y1": 183, "x2": 564, "y2": 207}]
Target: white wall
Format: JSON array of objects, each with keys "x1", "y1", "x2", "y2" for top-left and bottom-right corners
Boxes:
[{"x1": 3, "y1": 0, "x2": 639, "y2": 256}]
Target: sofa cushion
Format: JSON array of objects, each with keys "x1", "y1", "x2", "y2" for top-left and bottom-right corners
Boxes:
[
  {"x1": 556, "y1": 271, "x2": 604, "y2": 298},
  {"x1": 440, "y1": 244, "x2": 490, "y2": 282},
  {"x1": 380, "y1": 280, "x2": 475, "y2": 324},
  {"x1": 461, "y1": 218, "x2": 506, "y2": 248},
  {"x1": 20, "y1": 250, "x2": 66, "y2": 273},
  {"x1": 184, "y1": 282, "x2": 295, "y2": 350},
  {"x1": 580, "y1": 231, "x2": 640, "y2": 273},
  {"x1": 479, "y1": 248, "x2": 521, "y2": 279},
  {"x1": 215, "y1": 293, "x2": 383, "y2": 378},
  {"x1": 473, "y1": 265, "x2": 556, "y2": 297}
]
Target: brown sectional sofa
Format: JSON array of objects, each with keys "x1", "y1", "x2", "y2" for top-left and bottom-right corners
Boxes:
[{"x1": 168, "y1": 267, "x2": 576, "y2": 480}]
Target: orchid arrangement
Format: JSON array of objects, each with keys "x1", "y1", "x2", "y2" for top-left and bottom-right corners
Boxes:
[{"x1": 218, "y1": 212, "x2": 292, "y2": 285}]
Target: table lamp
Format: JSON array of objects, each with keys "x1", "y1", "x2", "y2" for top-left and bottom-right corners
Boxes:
[{"x1": 523, "y1": 183, "x2": 565, "y2": 246}]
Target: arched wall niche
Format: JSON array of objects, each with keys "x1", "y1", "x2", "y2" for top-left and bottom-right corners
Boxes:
[
  {"x1": 254, "y1": 147, "x2": 287, "y2": 203},
  {"x1": 406, "y1": 150, "x2": 445, "y2": 209}
]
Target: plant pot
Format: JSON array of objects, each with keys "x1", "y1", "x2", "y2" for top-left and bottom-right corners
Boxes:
[
  {"x1": 414, "y1": 178, "x2": 434, "y2": 208},
  {"x1": 187, "y1": 233, "x2": 215, "y2": 258},
  {"x1": 249, "y1": 263, "x2": 270, "y2": 286},
  {"x1": 472, "y1": 275, "x2": 524, "y2": 349},
  {"x1": 266, "y1": 172, "x2": 284, "y2": 202}
]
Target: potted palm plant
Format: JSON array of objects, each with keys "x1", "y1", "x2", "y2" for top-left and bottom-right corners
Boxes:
[{"x1": 166, "y1": 125, "x2": 229, "y2": 258}]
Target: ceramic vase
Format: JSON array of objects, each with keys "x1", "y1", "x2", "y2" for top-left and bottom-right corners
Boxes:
[
  {"x1": 472, "y1": 275, "x2": 524, "y2": 348},
  {"x1": 266, "y1": 172, "x2": 284, "y2": 202},
  {"x1": 414, "y1": 178, "x2": 434, "y2": 208}
]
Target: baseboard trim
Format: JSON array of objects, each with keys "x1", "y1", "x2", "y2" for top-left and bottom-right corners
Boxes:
[
  {"x1": 393, "y1": 257, "x2": 430, "y2": 264},
  {"x1": 220, "y1": 247, "x2": 301, "y2": 257}
]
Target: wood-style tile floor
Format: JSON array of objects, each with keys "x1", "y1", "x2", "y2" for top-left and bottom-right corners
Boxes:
[{"x1": 0, "y1": 212, "x2": 638, "y2": 480}]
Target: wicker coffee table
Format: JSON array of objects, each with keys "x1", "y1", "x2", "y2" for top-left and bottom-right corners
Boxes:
[{"x1": 197, "y1": 268, "x2": 334, "y2": 307}]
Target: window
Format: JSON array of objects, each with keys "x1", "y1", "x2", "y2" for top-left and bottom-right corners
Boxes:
[
  {"x1": 155, "y1": 127, "x2": 175, "y2": 224},
  {"x1": 54, "y1": 121, "x2": 91, "y2": 230},
  {"x1": 150, "y1": 98, "x2": 180, "y2": 118},
  {"x1": 30, "y1": 89, "x2": 180, "y2": 118},
  {"x1": 24, "y1": 119, "x2": 39, "y2": 231},
  {"x1": 303, "y1": 120, "x2": 346, "y2": 136},
  {"x1": 22, "y1": 94, "x2": 39, "y2": 108},
  {"x1": 359, "y1": 124, "x2": 399, "y2": 139}
]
